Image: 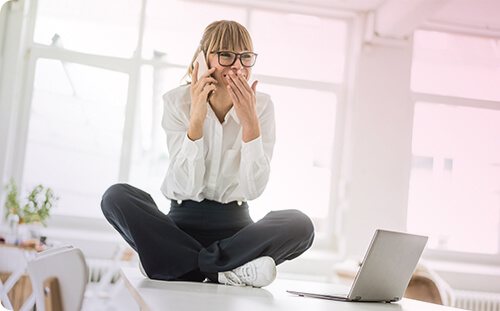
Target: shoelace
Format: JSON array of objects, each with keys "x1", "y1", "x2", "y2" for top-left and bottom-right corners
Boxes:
[
  {"x1": 221, "y1": 262, "x2": 257, "y2": 286},
  {"x1": 221, "y1": 271, "x2": 246, "y2": 287}
]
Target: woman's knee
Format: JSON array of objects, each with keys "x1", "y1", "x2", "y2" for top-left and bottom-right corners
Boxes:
[
  {"x1": 101, "y1": 183, "x2": 131, "y2": 214},
  {"x1": 273, "y1": 209, "x2": 315, "y2": 239}
]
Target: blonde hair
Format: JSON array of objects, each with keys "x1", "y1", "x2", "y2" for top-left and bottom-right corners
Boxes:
[{"x1": 185, "y1": 20, "x2": 254, "y2": 83}]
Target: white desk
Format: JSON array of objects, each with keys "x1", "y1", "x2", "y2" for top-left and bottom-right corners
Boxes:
[{"x1": 121, "y1": 267, "x2": 466, "y2": 311}]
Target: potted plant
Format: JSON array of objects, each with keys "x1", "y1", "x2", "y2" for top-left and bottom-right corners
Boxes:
[{"x1": 4, "y1": 179, "x2": 59, "y2": 242}]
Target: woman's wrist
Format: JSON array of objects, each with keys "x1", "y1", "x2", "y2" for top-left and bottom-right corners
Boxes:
[
  {"x1": 188, "y1": 117, "x2": 204, "y2": 141},
  {"x1": 241, "y1": 118, "x2": 260, "y2": 142}
]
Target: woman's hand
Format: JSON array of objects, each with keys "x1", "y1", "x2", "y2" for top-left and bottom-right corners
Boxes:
[
  {"x1": 226, "y1": 70, "x2": 260, "y2": 142},
  {"x1": 188, "y1": 63, "x2": 217, "y2": 140}
]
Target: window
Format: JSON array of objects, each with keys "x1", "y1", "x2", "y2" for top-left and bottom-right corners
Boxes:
[
  {"x1": 34, "y1": 0, "x2": 142, "y2": 58},
  {"x1": 19, "y1": 0, "x2": 348, "y2": 242},
  {"x1": 23, "y1": 59, "x2": 128, "y2": 217},
  {"x1": 411, "y1": 30, "x2": 500, "y2": 102},
  {"x1": 142, "y1": 0, "x2": 247, "y2": 62},
  {"x1": 408, "y1": 30, "x2": 500, "y2": 256},
  {"x1": 249, "y1": 10, "x2": 346, "y2": 83},
  {"x1": 409, "y1": 103, "x2": 500, "y2": 254},
  {"x1": 250, "y1": 84, "x2": 337, "y2": 233},
  {"x1": 246, "y1": 10, "x2": 346, "y2": 234}
]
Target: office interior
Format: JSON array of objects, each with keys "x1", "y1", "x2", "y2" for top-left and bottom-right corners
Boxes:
[{"x1": 0, "y1": 0, "x2": 499, "y2": 310}]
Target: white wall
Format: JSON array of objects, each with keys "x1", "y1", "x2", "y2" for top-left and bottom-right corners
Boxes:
[
  {"x1": 342, "y1": 40, "x2": 414, "y2": 258},
  {"x1": 0, "y1": 0, "x2": 32, "y2": 221},
  {"x1": 251, "y1": 32, "x2": 420, "y2": 280}
]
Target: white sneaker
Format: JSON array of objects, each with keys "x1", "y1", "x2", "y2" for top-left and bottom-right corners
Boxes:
[{"x1": 218, "y1": 256, "x2": 277, "y2": 288}]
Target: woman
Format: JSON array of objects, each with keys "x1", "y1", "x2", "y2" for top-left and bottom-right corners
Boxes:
[{"x1": 101, "y1": 20, "x2": 314, "y2": 288}]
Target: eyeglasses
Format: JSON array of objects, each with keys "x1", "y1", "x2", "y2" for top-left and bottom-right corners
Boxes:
[{"x1": 210, "y1": 51, "x2": 258, "y2": 67}]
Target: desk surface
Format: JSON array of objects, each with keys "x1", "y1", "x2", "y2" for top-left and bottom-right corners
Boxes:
[{"x1": 121, "y1": 267, "x2": 465, "y2": 311}]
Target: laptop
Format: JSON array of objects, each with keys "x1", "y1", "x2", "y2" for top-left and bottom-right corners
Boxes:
[{"x1": 287, "y1": 229, "x2": 428, "y2": 303}]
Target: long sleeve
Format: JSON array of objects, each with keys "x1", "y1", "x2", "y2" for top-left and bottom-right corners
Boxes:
[
  {"x1": 160, "y1": 86, "x2": 276, "y2": 203},
  {"x1": 239, "y1": 94, "x2": 276, "y2": 200},
  {"x1": 161, "y1": 87, "x2": 206, "y2": 200}
]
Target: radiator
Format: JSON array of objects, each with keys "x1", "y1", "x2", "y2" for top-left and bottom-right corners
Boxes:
[
  {"x1": 85, "y1": 245, "x2": 136, "y2": 284},
  {"x1": 87, "y1": 258, "x2": 122, "y2": 283},
  {"x1": 84, "y1": 250, "x2": 137, "y2": 300},
  {"x1": 454, "y1": 290, "x2": 500, "y2": 311}
]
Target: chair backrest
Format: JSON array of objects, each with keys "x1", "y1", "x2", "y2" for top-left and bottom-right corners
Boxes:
[{"x1": 27, "y1": 246, "x2": 89, "y2": 311}]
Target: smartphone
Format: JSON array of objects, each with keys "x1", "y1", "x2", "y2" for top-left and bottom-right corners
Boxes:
[{"x1": 195, "y1": 51, "x2": 209, "y2": 80}]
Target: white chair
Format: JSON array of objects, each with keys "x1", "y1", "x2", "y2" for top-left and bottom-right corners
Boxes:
[
  {"x1": 0, "y1": 245, "x2": 36, "y2": 311},
  {"x1": 26, "y1": 245, "x2": 89, "y2": 311}
]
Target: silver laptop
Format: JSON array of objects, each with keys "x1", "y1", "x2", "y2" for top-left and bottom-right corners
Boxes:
[{"x1": 287, "y1": 229, "x2": 428, "y2": 303}]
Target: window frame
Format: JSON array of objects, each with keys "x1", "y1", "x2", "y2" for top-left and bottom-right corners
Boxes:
[
  {"x1": 410, "y1": 81, "x2": 500, "y2": 266},
  {"x1": 406, "y1": 26, "x2": 500, "y2": 266},
  {"x1": 4, "y1": 0, "x2": 355, "y2": 253}
]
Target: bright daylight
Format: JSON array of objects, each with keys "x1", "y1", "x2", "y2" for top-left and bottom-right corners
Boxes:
[{"x1": 0, "y1": 0, "x2": 499, "y2": 311}]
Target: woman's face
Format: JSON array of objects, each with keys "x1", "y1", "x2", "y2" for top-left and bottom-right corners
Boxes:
[{"x1": 208, "y1": 50, "x2": 252, "y2": 92}]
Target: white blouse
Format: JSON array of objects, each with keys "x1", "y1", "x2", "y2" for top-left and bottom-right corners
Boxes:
[{"x1": 160, "y1": 85, "x2": 276, "y2": 203}]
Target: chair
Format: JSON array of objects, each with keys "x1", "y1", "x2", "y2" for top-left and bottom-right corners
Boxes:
[
  {"x1": 404, "y1": 263, "x2": 455, "y2": 306},
  {"x1": 333, "y1": 259, "x2": 455, "y2": 306},
  {"x1": 0, "y1": 245, "x2": 36, "y2": 311},
  {"x1": 26, "y1": 245, "x2": 89, "y2": 311}
]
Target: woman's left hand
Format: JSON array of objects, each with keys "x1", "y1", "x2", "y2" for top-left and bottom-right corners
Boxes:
[{"x1": 226, "y1": 70, "x2": 260, "y2": 142}]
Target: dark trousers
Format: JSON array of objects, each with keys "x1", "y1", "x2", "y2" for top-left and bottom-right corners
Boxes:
[{"x1": 101, "y1": 183, "x2": 315, "y2": 282}]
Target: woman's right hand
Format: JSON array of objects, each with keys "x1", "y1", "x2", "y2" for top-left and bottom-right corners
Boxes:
[
  {"x1": 190, "y1": 63, "x2": 217, "y2": 122},
  {"x1": 188, "y1": 63, "x2": 217, "y2": 140}
]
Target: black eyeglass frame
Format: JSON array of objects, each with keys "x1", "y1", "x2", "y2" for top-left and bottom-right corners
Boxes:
[{"x1": 210, "y1": 51, "x2": 258, "y2": 67}]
